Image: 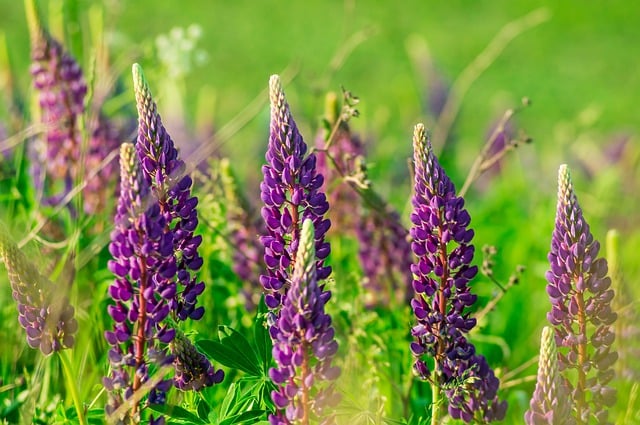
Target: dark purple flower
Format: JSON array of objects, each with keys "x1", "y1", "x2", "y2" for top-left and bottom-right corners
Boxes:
[
  {"x1": 133, "y1": 63, "x2": 205, "y2": 322},
  {"x1": 525, "y1": 326, "x2": 575, "y2": 425},
  {"x1": 410, "y1": 124, "x2": 505, "y2": 423},
  {"x1": 260, "y1": 75, "x2": 331, "y2": 311},
  {"x1": 171, "y1": 330, "x2": 224, "y2": 391},
  {"x1": 104, "y1": 142, "x2": 175, "y2": 423},
  {"x1": 105, "y1": 66, "x2": 219, "y2": 421},
  {"x1": 269, "y1": 219, "x2": 340, "y2": 425},
  {"x1": 0, "y1": 228, "x2": 77, "y2": 355},
  {"x1": 545, "y1": 164, "x2": 617, "y2": 423}
]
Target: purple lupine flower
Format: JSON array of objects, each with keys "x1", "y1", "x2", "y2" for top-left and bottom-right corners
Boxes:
[
  {"x1": 0, "y1": 228, "x2": 77, "y2": 355},
  {"x1": 219, "y1": 158, "x2": 265, "y2": 310},
  {"x1": 26, "y1": 0, "x2": 122, "y2": 215},
  {"x1": 171, "y1": 330, "x2": 224, "y2": 391},
  {"x1": 545, "y1": 164, "x2": 617, "y2": 423},
  {"x1": 104, "y1": 142, "x2": 175, "y2": 423},
  {"x1": 525, "y1": 326, "x2": 575, "y2": 425},
  {"x1": 409, "y1": 124, "x2": 506, "y2": 423},
  {"x1": 269, "y1": 219, "x2": 340, "y2": 425},
  {"x1": 83, "y1": 113, "x2": 123, "y2": 215},
  {"x1": 260, "y1": 75, "x2": 331, "y2": 311},
  {"x1": 133, "y1": 63, "x2": 205, "y2": 322},
  {"x1": 314, "y1": 93, "x2": 412, "y2": 307},
  {"x1": 355, "y1": 210, "x2": 413, "y2": 308},
  {"x1": 26, "y1": 0, "x2": 86, "y2": 206}
]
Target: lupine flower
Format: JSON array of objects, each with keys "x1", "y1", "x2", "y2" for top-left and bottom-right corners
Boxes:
[
  {"x1": 409, "y1": 124, "x2": 506, "y2": 423},
  {"x1": 219, "y1": 158, "x2": 265, "y2": 310},
  {"x1": 104, "y1": 142, "x2": 175, "y2": 423},
  {"x1": 545, "y1": 164, "x2": 617, "y2": 423},
  {"x1": 0, "y1": 227, "x2": 77, "y2": 355},
  {"x1": 105, "y1": 67, "x2": 217, "y2": 423},
  {"x1": 260, "y1": 75, "x2": 331, "y2": 311},
  {"x1": 607, "y1": 229, "x2": 640, "y2": 382},
  {"x1": 133, "y1": 63, "x2": 205, "y2": 322},
  {"x1": 525, "y1": 326, "x2": 574, "y2": 425},
  {"x1": 26, "y1": 0, "x2": 121, "y2": 215},
  {"x1": 171, "y1": 329, "x2": 224, "y2": 391},
  {"x1": 269, "y1": 219, "x2": 340, "y2": 425},
  {"x1": 26, "y1": 0, "x2": 86, "y2": 206},
  {"x1": 315, "y1": 93, "x2": 412, "y2": 307},
  {"x1": 83, "y1": 113, "x2": 123, "y2": 215},
  {"x1": 355, "y1": 210, "x2": 413, "y2": 308}
]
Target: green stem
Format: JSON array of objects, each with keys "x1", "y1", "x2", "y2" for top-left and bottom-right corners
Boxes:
[
  {"x1": 58, "y1": 350, "x2": 87, "y2": 425},
  {"x1": 431, "y1": 376, "x2": 442, "y2": 425}
]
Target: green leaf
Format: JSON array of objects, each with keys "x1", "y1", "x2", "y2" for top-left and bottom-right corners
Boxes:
[
  {"x1": 197, "y1": 326, "x2": 261, "y2": 376},
  {"x1": 219, "y1": 409, "x2": 266, "y2": 425},
  {"x1": 253, "y1": 298, "x2": 272, "y2": 374},
  {"x1": 147, "y1": 404, "x2": 206, "y2": 424}
]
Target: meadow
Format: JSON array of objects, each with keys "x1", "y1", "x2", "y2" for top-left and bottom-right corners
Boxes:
[{"x1": 0, "y1": 0, "x2": 639, "y2": 424}]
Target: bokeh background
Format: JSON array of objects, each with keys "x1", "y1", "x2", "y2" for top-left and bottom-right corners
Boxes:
[{"x1": 1, "y1": 0, "x2": 639, "y2": 423}]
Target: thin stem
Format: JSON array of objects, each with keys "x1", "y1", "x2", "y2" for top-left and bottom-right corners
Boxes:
[
  {"x1": 58, "y1": 350, "x2": 87, "y2": 425},
  {"x1": 575, "y1": 290, "x2": 588, "y2": 424},
  {"x1": 432, "y1": 8, "x2": 550, "y2": 152},
  {"x1": 430, "y1": 378, "x2": 442, "y2": 425},
  {"x1": 458, "y1": 109, "x2": 514, "y2": 198},
  {"x1": 132, "y1": 244, "x2": 149, "y2": 418},
  {"x1": 300, "y1": 343, "x2": 311, "y2": 425}
]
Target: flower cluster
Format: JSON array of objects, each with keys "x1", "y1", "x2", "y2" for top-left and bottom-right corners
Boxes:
[
  {"x1": 525, "y1": 326, "x2": 574, "y2": 425},
  {"x1": 409, "y1": 124, "x2": 506, "y2": 423},
  {"x1": 314, "y1": 93, "x2": 412, "y2": 307},
  {"x1": 355, "y1": 210, "x2": 413, "y2": 307},
  {"x1": 26, "y1": 0, "x2": 121, "y2": 214},
  {"x1": 133, "y1": 63, "x2": 205, "y2": 322},
  {"x1": 219, "y1": 158, "x2": 265, "y2": 310},
  {"x1": 269, "y1": 219, "x2": 340, "y2": 425},
  {"x1": 545, "y1": 164, "x2": 617, "y2": 423},
  {"x1": 260, "y1": 75, "x2": 331, "y2": 311},
  {"x1": 171, "y1": 330, "x2": 224, "y2": 391},
  {"x1": 104, "y1": 65, "x2": 220, "y2": 423},
  {"x1": 0, "y1": 228, "x2": 77, "y2": 355}
]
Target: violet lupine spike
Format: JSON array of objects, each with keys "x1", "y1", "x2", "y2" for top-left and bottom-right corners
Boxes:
[
  {"x1": 409, "y1": 124, "x2": 506, "y2": 423},
  {"x1": 0, "y1": 228, "x2": 77, "y2": 355},
  {"x1": 104, "y1": 142, "x2": 175, "y2": 424},
  {"x1": 171, "y1": 329, "x2": 224, "y2": 391},
  {"x1": 525, "y1": 327, "x2": 575, "y2": 425},
  {"x1": 545, "y1": 164, "x2": 617, "y2": 424},
  {"x1": 314, "y1": 93, "x2": 412, "y2": 307},
  {"x1": 260, "y1": 75, "x2": 331, "y2": 311},
  {"x1": 26, "y1": 0, "x2": 86, "y2": 206},
  {"x1": 133, "y1": 63, "x2": 205, "y2": 322},
  {"x1": 219, "y1": 158, "x2": 265, "y2": 310},
  {"x1": 83, "y1": 113, "x2": 122, "y2": 215},
  {"x1": 269, "y1": 219, "x2": 340, "y2": 425},
  {"x1": 26, "y1": 0, "x2": 122, "y2": 216}
]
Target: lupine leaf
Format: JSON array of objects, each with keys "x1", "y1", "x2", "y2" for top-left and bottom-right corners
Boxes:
[
  {"x1": 197, "y1": 326, "x2": 261, "y2": 376},
  {"x1": 253, "y1": 298, "x2": 272, "y2": 374},
  {"x1": 147, "y1": 404, "x2": 206, "y2": 424}
]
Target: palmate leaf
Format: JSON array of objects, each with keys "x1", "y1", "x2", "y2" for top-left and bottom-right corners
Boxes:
[
  {"x1": 197, "y1": 326, "x2": 261, "y2": 377},
  {"x1": 252, "y1": 298, "x2": 272, "y2": 374},
  {"x1": 147, "y1": 403, "x2": 207, "y2": 424}
]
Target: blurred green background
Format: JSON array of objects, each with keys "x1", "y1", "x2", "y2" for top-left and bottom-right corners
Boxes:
[{"x1": 1, "y1": 0, "x2": 639, "y2": 422}]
